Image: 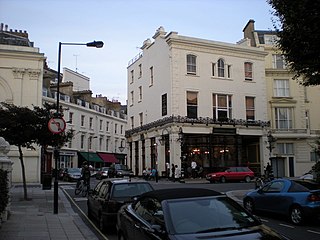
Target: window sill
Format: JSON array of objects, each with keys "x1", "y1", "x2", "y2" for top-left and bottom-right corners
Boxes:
[{"x1": 186, "y1": 73, "x2": 199, "y2": 77}]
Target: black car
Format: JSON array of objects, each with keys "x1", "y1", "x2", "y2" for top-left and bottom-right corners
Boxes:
[
  {"x1": 87, "y1": 178, "x2": 154, "y2": 232},
  {"x1": 61, "y1": 168, "x2": 81, "y2": 182},
  {"x1": 108, "y1": 163, "x2": 134, "y2": 178},
  {"x1": 117, "y1": 188, "x2": 290, "y2": 240}
]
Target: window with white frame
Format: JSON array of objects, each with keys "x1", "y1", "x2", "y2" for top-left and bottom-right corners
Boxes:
[
  {"x1": 275, "y1": 107, "x2": 293, "y2": 129},
  {"x1": 114, "y1": 123, "x2": 118, "y2": 134},
  {"x1": 277, "y1": 143, "x2": 294, "y2": 155},
  {"x1": 274, "y1": 79, "x2": 290, "y2": 97},
  {"x1": 81, "y1": 115, "x2": 85, "y2": 127},
  {"x1": 69, "y1": 112, "x2": 73, "y2": 124},
  {"x1": 130, "y1": 116, "x2": 134, "y2": 129},
  {"x1": 218, "y1": 58, "x2": 225, "y2": 77},
  {"x1": 99, "y1": 119, "x2": 103, "y2": 131},
  {"x1": 272, "y1": 54, "x2": 286, "y2": 69},
  {"x1": 211, "y1": 63, "x2": 216, "y2": 76},
  {"x1": 130, "y1": 91, "x2": 134, "y2": 106},
  {"x1": 106, "y1": 121, "x2": 109, "y2": 132},
  {"x1": 245, "y1": 96, "x2": 255, "y2": 120},
  {"x1": 130, "y1": 70, "x2": 134, "y2": 83},
  {"x1": 213, "y1": 94, "x2": 232, "y2": 121},
  {"x1": 139, "y1": 86, "x2": 142, "y2": 101},
  {"x1": 187, "y1": 91, "x2": 198, "y2": 119},
  {"x1": 106, "y1": 138, "x2": 109, "y2": 151},
  {"x1": 80, "y1": 135, "x2": 85, "y2": 149},
  {"x1": 99, "y1": 137, "x2": 103, "y2": 151},
  {"x1": 139, "y1": 64, "x2": 142, "y2": 78},
  {"x1": 139, "y1": 112, "x2": 143, "y2": 126},
  {"x1": 89, "y1": 117, "x2": 93, "y2": 129},
  {"x1": 187, "y1": 54, "x2": 197, "y2": 75},
  {"x1": 244, "y1": 62, "x2": 253, "y2": 81},
  {"x1": 150, "y1": 66, "x2": 154, "y2": 86}
]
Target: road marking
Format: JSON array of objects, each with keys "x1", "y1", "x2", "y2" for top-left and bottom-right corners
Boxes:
[
  {"x1": 61, "y1": 188, "x2": 109, "y2": 240},
  {"x1": 307, "y1": 230, "x2": 320, "y2": 235},
  {"x1": 279, "y1": 223, "x2": 294, "y2": 229}
]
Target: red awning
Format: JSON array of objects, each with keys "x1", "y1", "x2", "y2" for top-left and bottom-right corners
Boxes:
[{"x1": 97, "y1": 153, "x2": 119, "y2": 163}]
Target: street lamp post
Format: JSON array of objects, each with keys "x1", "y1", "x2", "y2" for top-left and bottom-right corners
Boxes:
[
  {"x1": 53, "y1": 40, "x2": 103, "y2": 214},
  {"x1": 266, "y1": 131, "x2": 277, "y2": 177}
]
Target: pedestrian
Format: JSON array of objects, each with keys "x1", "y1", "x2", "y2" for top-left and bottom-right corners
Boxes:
[
  {"x1": 174, "y1": 165, "x2": 181, "y2": 182},
  {"x1": 171, "y1": 164, "x2": 175, "y2": 180},
  {"x1": 191, "y1": 160, "x2": 197, "y2": 178},
  {"x1": 166, "y1": 162, "x2": 170, "y2": 178}
]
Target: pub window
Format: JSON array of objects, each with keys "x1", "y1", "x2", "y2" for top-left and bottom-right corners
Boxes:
[
  {"x1": 245, "y1": 96, "x2": 255, "y2": 120},
  {"x1": 213, "y1": 94, "x2": 232, "y2": 121}
]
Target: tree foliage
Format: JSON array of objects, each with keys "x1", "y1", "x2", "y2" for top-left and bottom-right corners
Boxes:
[
  {"x1": 0, "y1": 102, "x2": 73, "y2": 200},
  {"x1": 268, "y1": 0, "x2": 320, "y2": 86}
]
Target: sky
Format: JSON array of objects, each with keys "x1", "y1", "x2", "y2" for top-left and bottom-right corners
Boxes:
[{"x1": 1, "y1": 0, "x2": 276, "y2": 104}]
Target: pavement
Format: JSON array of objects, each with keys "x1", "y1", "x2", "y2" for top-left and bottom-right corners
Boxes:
[
  {"x1": 0, "y1": 178, "x2": 249, "y2": 240},
  {"x1": 0, "y1": 183, "x2": 99, "y2": 240}
]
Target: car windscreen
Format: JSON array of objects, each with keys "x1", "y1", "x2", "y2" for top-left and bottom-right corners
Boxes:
[
  {"x1": 165, "y1": 196, "x2": 259, "y2": 234},
  {"x1": 112, "y1": 183, "x2": 153, "y2": 198},
  {"x1": 68, "y1": 168, "x2": 80, "y2": 173}
]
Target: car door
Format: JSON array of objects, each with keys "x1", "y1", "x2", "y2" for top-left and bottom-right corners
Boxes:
[
  {"x1": 255, "y1": 181, "x2": 285, "y2": 212},
  {"x1": 93, "y1": 181, "x2": 109, "y2": 218},
  {"x1": 88, "y1": 181, "x2": 104, "y2": 218}
]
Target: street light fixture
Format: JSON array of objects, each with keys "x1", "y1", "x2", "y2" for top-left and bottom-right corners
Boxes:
[
  {"x1": 119, "y1": 140, "x2": 125, "y2": 152},
  {"x1": 53, "y1": 40, "x2": 104, "y2": 214}
]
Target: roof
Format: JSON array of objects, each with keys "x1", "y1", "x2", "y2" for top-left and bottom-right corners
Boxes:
[{"x1": 139, "y1": 188, "x2": 222, "y2": 202}]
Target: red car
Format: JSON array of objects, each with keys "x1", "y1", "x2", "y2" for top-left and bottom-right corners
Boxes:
[{"x1": 206, "y1": 167, "x2": 254, "y2": 183}]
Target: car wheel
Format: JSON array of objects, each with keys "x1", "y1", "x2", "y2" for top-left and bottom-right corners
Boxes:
[
  {"x1": 244, "y1": 176, "x2": 251, "y2": 183},
  {"x1": 290, "y1": 206, "x2": 304, "y2": 225},
  {"x1": 220, "y1": 176, "x2": 226, "y2": 183},
  {"x1": 243, "y1": 198, "x2": 254, "y2": 213}
]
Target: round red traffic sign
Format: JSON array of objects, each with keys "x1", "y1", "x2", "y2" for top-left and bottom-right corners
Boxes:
[{"x1": 48, "y1": 117, "x2": 66, "y2": 134}]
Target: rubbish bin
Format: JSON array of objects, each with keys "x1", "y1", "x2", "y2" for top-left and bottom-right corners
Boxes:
[{"x1": 42, "y1": 174, "x2": 52, "y2": 190}]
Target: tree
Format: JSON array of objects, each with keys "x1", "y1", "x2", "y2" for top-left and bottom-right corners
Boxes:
[
  {"x1": 268, "y1": 0, "x2": 320, "y2": 86},
  {"x1": 0, "y1": 102, "x2": 73, "y2": 200}
]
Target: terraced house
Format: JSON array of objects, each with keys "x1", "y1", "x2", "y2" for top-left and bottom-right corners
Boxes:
[{"x1": 243, "y1": 20, "x2": 320, "y2": 177}]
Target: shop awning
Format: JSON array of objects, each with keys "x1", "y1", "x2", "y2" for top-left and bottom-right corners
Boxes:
[
  {"x1": 79, "y1": 152, "x2": 103, "y2": 163},
  {"x1": 97, "y1": 153, "x2": 119, "y2": 163}
]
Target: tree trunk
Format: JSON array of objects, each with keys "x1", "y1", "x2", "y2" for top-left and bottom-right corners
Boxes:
[{"x1": 18, "y1": 145, "x2": 28, "y2": 200}]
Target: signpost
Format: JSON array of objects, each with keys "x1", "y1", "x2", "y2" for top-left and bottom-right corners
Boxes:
[{"x1": 48, "y1": 117, "x2": 66, "y2": 134}]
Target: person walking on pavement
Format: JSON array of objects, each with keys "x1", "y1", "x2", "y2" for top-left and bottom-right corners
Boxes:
[
  {"x1": 191, "y1": 160, "x2": 197, "y2": 178},
  {"x1": 171, "y1": 164, "x2": 175, "y2": 181},
  {"x1": 174, "y1": 165, "x2": 181, "y2": 182}
]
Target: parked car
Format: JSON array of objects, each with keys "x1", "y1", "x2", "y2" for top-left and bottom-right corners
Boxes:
[
  {"x1": 62, "y1": 168, "x2": 82, "y2": 182},
  {"x1": 117, "y1": 188, "x2": 289, "y2": 240},
  {"x1": 95, "y1": 167, "x2": 109, "y2": 180},
  {"x1": 299, "y1": 170, "x2": 316, "y2": 180},
  {"x1": 206, "y1": 166, "x2": 254, "y2": 183},
  {"x1": 87, "y1": 178, "x2": 154, "y2": 231},
  {"x1": 108, "y1": 163, "x2": 134, "y2": 178},
  {"x1": 243, "y1": 178, "x2": 320, "y2": 225}
]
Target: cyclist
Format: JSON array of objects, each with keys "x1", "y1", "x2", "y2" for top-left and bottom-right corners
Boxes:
[{"x1": 77, "y1": 161, "x2": 91, "y2": 189}]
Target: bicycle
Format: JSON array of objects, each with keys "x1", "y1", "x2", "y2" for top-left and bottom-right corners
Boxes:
[{"x1": 75, "y1": 179, "x2": 89, "y2": 197}]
